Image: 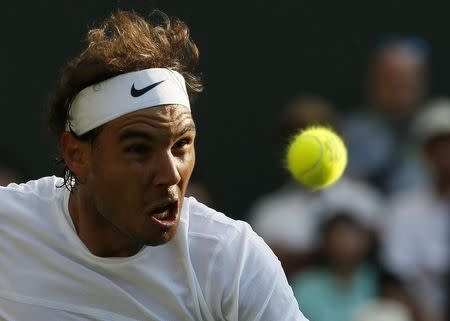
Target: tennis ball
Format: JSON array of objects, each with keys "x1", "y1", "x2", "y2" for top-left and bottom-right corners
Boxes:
[{"x1": 285, "y1": 126, "x2": 347, "y2": 190}]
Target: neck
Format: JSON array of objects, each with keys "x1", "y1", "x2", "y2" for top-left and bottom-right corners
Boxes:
[
  {"x1": 68, "y1": 187, "x2": 142, "y2": 257},
  {"x1": 332, "y1": 264, "x2": 357, "y2": 286}
]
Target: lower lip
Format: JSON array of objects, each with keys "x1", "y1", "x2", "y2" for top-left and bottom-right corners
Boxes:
[{"x1": 148, "y1": 207, "x2": 178, "y2": 228}]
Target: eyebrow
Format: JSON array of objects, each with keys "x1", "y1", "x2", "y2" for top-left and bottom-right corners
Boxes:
[
  {"x1": 119, "y1": 124, "x2": 196, "y2": 142},
  {"x1": 177, "y1": 124, "x2": 196, "y2": 137}
]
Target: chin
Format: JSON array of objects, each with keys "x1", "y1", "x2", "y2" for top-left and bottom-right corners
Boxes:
[{"x1": 144, "y1": 227, "x2": 179, "y2": 247}]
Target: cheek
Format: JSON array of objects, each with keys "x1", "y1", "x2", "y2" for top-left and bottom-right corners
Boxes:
[
  {"x1": 90, "y1": 149, "x2": 146, "y2": 208},
  {"x1": 178, "y1": 149, "x2": 196, "y2": 187},
  {"x1": 93, "y1": 144, "x2": 147, "y2": 180}
]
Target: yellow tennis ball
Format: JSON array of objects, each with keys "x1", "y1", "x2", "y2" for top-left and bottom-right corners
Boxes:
[{"x1": 286, "y1": 126, "x2": 347, "y2": 190}]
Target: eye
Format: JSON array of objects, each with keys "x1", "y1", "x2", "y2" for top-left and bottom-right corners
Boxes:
[{"x1": 173, "y1": 138, "x2": 192, "y2": 150}]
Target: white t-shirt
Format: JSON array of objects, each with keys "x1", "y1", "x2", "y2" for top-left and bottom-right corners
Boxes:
[{"x1": 0, "y1": 176, "x2": 307, "y2": 321}]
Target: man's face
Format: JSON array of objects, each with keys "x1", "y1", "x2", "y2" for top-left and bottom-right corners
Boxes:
[
  {"x1": 85, "y1": 104, "x2": 195, "y2": 246},
  {"x1": 369, "y1": 48, "x2": 427, "y2": 120},
  {"x1": 324, "y1": 220, "x2": 370, "y2": 269}
]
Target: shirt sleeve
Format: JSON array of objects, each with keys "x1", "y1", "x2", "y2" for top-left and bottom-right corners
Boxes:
[{"x1": 205, "y1": 221, "x2": 309, "y2": 321}]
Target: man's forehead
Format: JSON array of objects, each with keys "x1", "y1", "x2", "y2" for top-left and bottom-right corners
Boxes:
[
  {"x1": 101, "y1": 104, "x2": 195, "y2": 138},
  {"x1": 112, "y1": 104, "x2": 193, "y2": 125}
]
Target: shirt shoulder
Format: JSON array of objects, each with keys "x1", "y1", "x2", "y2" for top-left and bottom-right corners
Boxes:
[
  {"x1": 186, "y1": 197, "x2": 249, "y2": 243},
  {"x1": 0, "y1": 176, "x2": 65, "y2": 220},
  {"x1": 0, "y1": 176, "x2": 64, "y2": 200},
  {"x1": 184, "y1": 198, "x2": 307, "y2": 320},
  {"x1": 185, "y1": 197, "x2": 274, "y2": 262}
]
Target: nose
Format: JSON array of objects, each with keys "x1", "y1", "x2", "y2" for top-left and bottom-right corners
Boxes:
[{"x1": 152, "y1": 150, "x2": 181, "y2": 187}]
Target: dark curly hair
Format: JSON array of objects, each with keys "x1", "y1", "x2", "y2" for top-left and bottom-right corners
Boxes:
[{"x1": 47, "y1": 10, "x2": 203, "y2": 191}]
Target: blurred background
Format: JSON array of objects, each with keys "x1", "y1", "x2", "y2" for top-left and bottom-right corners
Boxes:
[{"x1": 2, "y1": 1, "x2": 449, "y2": 321}]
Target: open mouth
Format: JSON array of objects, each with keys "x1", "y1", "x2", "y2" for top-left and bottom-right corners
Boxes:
[
  {"x1": 148, "y1": 201, "x2": 178, "y2": 222},
  {"x1": 153, "y1": 210, "x2": 171, "y2": 220}
]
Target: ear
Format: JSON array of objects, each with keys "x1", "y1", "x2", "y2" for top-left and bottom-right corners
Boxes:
[{"x1": 60, "y1": 132, "x2": 92, "y2": 182}]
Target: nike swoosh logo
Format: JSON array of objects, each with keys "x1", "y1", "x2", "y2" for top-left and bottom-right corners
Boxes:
[{"x1": 130, "y1": 80, "x2": 165, "y2": 97}]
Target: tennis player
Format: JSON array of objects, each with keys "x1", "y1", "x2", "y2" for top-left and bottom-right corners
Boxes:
[{"x1": 0, "y1": 10, "x2": 308, "y2": 321}]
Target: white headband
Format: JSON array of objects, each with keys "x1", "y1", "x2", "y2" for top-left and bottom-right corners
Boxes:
[{"x1": 67, "y1": 68, "x2": 190, "y2": 136}]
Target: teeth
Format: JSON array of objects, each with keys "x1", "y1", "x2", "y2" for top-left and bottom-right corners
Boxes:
[{"x1": 153, "y1": 210, "x2": 169, "y2": 219}]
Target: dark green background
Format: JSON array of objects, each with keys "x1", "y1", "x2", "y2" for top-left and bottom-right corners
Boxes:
[{"x1": 2, "y1": 1, "x2": 447, "y2": 219}]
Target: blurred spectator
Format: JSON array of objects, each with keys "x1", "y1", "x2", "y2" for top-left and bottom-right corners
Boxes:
[
  {"x1": 248, "y1": 95, "x2": 339, "y2": 278},
  {"x1": 0, "y1": 166, "x2": 21, "y2": 186},
  {"x1": 352, "y1": 301, "x2": 412, "y2": 321},
  {"x1": 278, "y1": 95, "x2": 338, "y2": 145},
  {"x1": 292, "y1": 212, "x2": 378, "y2": 321},
  {"x1": 379, "y1": 98, "x2": 450, "y2": 321},
  {"x1": 343, "y1": 35, "x2": 430, "y2": 194},
  {"x1": 186, "y1": 179, "x2": 214, "y2": 207},
  {"x1": 352, "y1": 270, "x2": 421, "y2": 321},
  {"x1": 0, "y1": 153, "x2": 26, "y2": 186},
  {"x1": 375, "y1": 271, "x2": 422, "y2": 321},
  {"x1": 248, "y1": 95, "x2": 381, "y2": 280}
]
